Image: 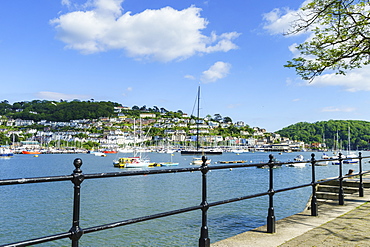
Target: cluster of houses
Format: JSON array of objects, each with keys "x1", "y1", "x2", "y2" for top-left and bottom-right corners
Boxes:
[{"x1": 0, "y1": 111, "x2": 307, "y2": 152}]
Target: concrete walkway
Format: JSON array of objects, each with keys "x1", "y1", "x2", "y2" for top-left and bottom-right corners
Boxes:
[{"x1": 212, "y1": 187, "x2": 370, "y2": 246}]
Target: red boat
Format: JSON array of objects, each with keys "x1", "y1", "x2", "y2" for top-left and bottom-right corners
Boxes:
[
  {"x1": 102, "y1": 150, "x2": 117, "y2": 154},
  {"x1": 22, "y1": 150, "x2": 41, "y2": 154}
]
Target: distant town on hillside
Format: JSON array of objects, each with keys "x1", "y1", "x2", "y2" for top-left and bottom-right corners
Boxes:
[
  {"x1": 0, "y1": 99, "x2": 309, "y2": 152},
  {"x1": 1, "y1": 100, "x2": 369, "y2": 152}
]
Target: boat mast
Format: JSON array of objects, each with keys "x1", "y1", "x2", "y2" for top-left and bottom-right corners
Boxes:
[
  {"x1": 133, "y1": 118, "x2": 136, "y2": 154},
  {"x1": 348, "y1": 126, "x2": 351, "y2": 154},
  {"x1": 334, "y1": 130, "x2": 339, "y2": 153},
  {"x1": 196, "y1": 85, "x2": 200, "y2": 151}
]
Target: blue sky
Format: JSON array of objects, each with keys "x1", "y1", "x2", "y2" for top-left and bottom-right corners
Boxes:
[{"x1": 1, "y1": 0, "x2": 370, "y2": 132}]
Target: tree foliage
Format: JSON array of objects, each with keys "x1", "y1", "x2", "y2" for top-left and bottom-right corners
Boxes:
[
  {"x1": 211, "y1": 125, "x2": 254, "y2": 138},
  {"x1": 285, "y1": 0, "x2": 370, "y2": 80},
  {"x1": 223, "y1": 116, "x2": 233, "y2": 123},
  {"x1": 0, "y1": 132, "x2": 10, "y2": 145},
  {"x1": 0, "y1": 100, "x2": 120, "y2": 121},
  {"x1": 213, "y1": 114, "x2": 222, "y2": 122},
  {"x1": 277, "y1": 120, "x2": 370, "y2": 150}
]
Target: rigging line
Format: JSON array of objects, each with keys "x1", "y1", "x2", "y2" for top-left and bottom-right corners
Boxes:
[{"x1": 191, "y1": 88, "x2": 198, "y2": 117}]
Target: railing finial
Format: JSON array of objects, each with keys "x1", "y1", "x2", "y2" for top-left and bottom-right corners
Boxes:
[
  {"x1": 202, "y1": 156, "x2": 207, "y2": 166},
  {"x1": 73, "y1": 158, "x2": 82, "y2": 173},
  {"x1": 269, "y1": 154, "x2": 274, "y2": 163}
]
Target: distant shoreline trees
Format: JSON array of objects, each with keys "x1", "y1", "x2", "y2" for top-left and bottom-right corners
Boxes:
[{"x1": 277, "y1": 120, "x2": 370, "y2": 150}]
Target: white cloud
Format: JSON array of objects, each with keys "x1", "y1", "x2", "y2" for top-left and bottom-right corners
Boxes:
[
  {"x1": 262, "y1": 7, "x2": 297, "y2": 35},
  {"x1": 309, "y1": 66, "x2": 370, "y2": 92},
  {"x1": 122, "y1": 87, "x2": 133, "y2": 96},
  {"x1": 184, "y1": 75, "x2": 196, "y2": 80},
  {"x1": 227, "y1": 103, "x2": 241, "y2": 109},
  {"x1": 36, "y1": 91, "x2": 91, "y2": 100},
  {"x1": 321, "y1": 106, "x2": 356, "y2": 113},
  {"x1": 51, "y1": 0, "x2": 240, "y2": 62},
  {"x1": 262, "y1": 1, "x2": 312, "y2": 35},
  {"x1": 61, "y1": 0, "x2": 71, "y2": 7},
  {"x1": 201, "y1": 61, "x2": 231, "y2": 83}
]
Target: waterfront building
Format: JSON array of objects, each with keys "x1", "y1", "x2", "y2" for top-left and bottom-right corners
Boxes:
[{"x1": 20, "y1": 141, "x2": 40, "y2": 149}]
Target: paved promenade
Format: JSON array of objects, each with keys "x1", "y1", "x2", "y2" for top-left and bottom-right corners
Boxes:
[{"x1": 212, "y1": 184, "x2": 370, "y2": 246}]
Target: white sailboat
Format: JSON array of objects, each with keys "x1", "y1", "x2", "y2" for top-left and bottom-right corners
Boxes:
[
  {"x1": 113, "y1": 119, "x2": 152, "y2": 168},
  {"x1": 331, "y1": 130, "x2": 341, "y2": 165},
  {"x1": 287, "y1": 154, "x2": 306, "y2": 167},
  {"x1": 0, "y1": 146, "x2": 13, "y2": 157},
  {"x1": 191, "y1": 157, "x2": 211, "y2": 165},
  {"x1": 343, "y1": 126, "x2": 358, "y2": 164}
]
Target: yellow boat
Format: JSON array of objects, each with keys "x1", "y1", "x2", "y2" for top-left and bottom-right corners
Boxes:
[
  {"x1": 113, "y1": 157, "x2": 156, "y2": 168},
  {"x1": 148, "y1": 163, "x2": 162, "y2": 167},
  {"x1": 113, "y1": 157, "x2": 133, "y2": 168}
]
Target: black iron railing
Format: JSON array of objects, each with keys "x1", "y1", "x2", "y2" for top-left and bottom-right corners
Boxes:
[{"x1": 1, "y1": 152, "x2": 370, "y2": 247}]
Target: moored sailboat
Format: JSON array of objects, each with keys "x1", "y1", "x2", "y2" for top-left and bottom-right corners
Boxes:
[
  {"x1": 113, "y1": 118, "x2": 152, "y2": 168},
  {"x1": 21, "y1": 150, "x2": 41, "y2": 155},
  {"x1": 0, "y1": 146, "x2": 14, "y2": 157},
  {"x1": 343, "y1": 126, "x2": 358, "y2": 164},
  {"x1": 191, "y1": 157, "x2": 211, "y2": 165},
  {"x1": 181, "y1": 86, "x2": 222, "y2": 156}
]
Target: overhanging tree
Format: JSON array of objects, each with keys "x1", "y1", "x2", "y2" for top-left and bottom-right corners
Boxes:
[{"x1": 285, "y1": 0, "x2": 370, "y2": 81}]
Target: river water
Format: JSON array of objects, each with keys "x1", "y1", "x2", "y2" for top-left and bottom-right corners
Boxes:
[{"x1": 1, "y1": 151, "x2": 369, "y2": 246}]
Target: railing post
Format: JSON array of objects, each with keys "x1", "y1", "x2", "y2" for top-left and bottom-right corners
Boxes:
[
  {"x1": 359, "y1": 152, "x2": 364, "y2": 197},
  {"x1": 267, "y1": 154, "x2": 275, "y2": 233},
  {"x1": 199, "y1": 156, "x2": 210, "y2": 247},
  {"x1": 69, "y1": 158, "x2": 84, "y2": 247},
  {"x1": 338, "y1": 153, "x2": 344, "y2": 205},
  {"x1": 310, "y1": 153, "x2": 318, "y2": 216}
]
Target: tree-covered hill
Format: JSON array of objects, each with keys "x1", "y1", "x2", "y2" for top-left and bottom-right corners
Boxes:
[
  {"x1": 0, "y1": 100, "x2": 120, "y2": 121},
  {"x1": 276, "y1": 120, "x2": 370, "y2": 150},
  {"x1": 0, "y1": 100, "x2": 232, "y2": 123}
]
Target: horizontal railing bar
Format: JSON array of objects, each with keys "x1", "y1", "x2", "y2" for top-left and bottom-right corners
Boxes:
[
  {"x1": 83, "y1": 166, "x2": 202, "y2": 179},
  {"x1": 261, "y1": 155, "x2": 370, "y2": 166},
  {"x1": 207, "y1": 182, "x2": 312, "y2": 208},
  {"x1": 208, "y1": 163, "x2": 265, "y2": 170},
  {"x1": 84, "y1": 162, "x2": 270, "y2": 179},
  {"x1": 317, "y1": 177, "x2": 340, "y2": 184},
  {"x1": 315, "y1": 170, "x2": 370, "y2": 184},
  {"x1": 0, "y1": 163, "x2": 267, "y2": 185},
  {"x1": 0, "y1": 175, "x2": 73, "y2": 186},
  {"x1": 83, "y1": 204, "x2": 202, "y2": 234},
  {"x1": 273, "y1": 183, "x2": 312, "y2": 194},
  {"x1": 346, "y1": 170, "x2": 370, "y2": 178},
  {"x1": 208, "y1": 191, "x2": 269, "y2": 207},
  {"x1": 0, "y1": 232, "x2": 71, "y2": 247},
  {"x1": 3, "y1": 155, "x2": 370, "y2": 186}
]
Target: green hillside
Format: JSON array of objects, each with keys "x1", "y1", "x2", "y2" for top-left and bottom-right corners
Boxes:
[
  {"x1": 276, "y1": 120, "x2": 370, "y2": 150},
  {"x1": 0, "y1": 100, "x2": 121, "y2": 121}
]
